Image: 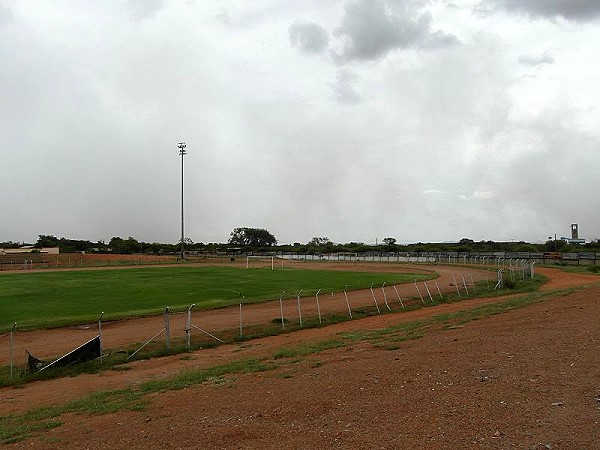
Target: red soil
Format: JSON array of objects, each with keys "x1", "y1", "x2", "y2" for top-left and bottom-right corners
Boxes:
[{"x1": 2, "y1": 264, "x2": 600, "y2": 449}]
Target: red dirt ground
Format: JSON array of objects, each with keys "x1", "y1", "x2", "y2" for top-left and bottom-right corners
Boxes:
[
  {"x1": 1, "y1": 262, "x2": 484, "y2": 367},
  {"x1": 2, "y1": 264, "x2": 600, "y2": 449}
]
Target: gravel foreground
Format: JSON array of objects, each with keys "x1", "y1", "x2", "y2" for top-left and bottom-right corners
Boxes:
[{"x1": 4, "y1": 267, "x2": 600, "y2": 449}]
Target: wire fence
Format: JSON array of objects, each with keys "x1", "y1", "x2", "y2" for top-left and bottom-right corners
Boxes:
[
  {"x1": 1, "y1": 249, "x2": 598, "y2": 272},
  {"x1": 0, "y1": 263, "x2": 537, "y2": 379}
]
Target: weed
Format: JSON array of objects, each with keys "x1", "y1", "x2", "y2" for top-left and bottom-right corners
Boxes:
[
  {"x1": 0, "y1": 267, "x2": 423, "y2": 330},
  {"x1": 0, "y1": 286, "x2": 571, "y2": 444},
  {"x1": 272, "y1": 340, "x2": 345, "y2": 359}
]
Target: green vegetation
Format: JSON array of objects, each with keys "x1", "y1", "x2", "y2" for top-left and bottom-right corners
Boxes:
[
  {"x1": 1, "y1": 282, "x2": 573, "y2": 444},
  {"x1": 272, "y1": 340, "x2": 346, "y2": 359},
  {"x1": 0, "y1": 357, "x2": 273, "y2": 444},
  {"x1": 0, "y1": 272, "x2": 544, "y2": 389},
  {"x1": 0, "y1": 266, "x2": 428, "y2": 330},
  {"x1": 11, "y1": 232, "x2": 600, "y2": 255},
  {"x1": 228, "y1": 227, "x2": 277, "y2": 247},
  {"x1": 553, "y1": 264, "x2": 600, "y2": 275}
]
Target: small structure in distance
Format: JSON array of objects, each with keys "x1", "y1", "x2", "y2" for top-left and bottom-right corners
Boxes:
[{"x1": 560, "y1": 223, "x2": 586, "y2": 244}]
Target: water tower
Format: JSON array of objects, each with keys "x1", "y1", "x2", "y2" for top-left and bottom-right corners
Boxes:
[{"x1": 571, "y1": 223, "x2": 579, "y2": 240}]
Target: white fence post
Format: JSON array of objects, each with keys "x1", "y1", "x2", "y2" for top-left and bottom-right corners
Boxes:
[
  {"x1": 164, "y1": 307, "x2": 171, "y2": 350},
  {"x1": 239, "y1": 296, "x2": 245, "y2": 339},
  {"x1": 434, "y1": 280, "x2": 443, "y2": 300},
  {"x1": 98, "y1": 312, "x2": 104, "y2": 362},
  {"x1": 343, "y1": 285, "x2": 353, "y2": 318},
  {"x1": 461, "y1": 274, "x2": 469, "y2": 295},
  {"x1": 424, "y1": 282, "x2": 434, "y2": 302},
  {"x1": 186, "y1": 304, "x2": 195, "y2": 350},
  {"x1": 370, "y1": 283, "x2": 381, "y2": 314},
  {"x1": 9, "y1": 322, "x2": 16, "y2": 379},
  {"x1": 393, "y1": 285, "x2": 404, "y2": 308},
  {"x1": 279, "y1": 290, "x2": 286, "y2": 329},
  {"x1": 296, "y1": 290, "x2": 304, "y2": 327},
  {"x1": 414, "y1": 279, "x2": 425, "y2": 303},
  {"x1": 452, "y1": 276, "x2": 461, "y2": 295},
  {"x1": 381, "y1": 282, "x2": 391, "y2": 311},
  {"x1": 315, "y1": 289, "x2": 322, "y2": 324}
]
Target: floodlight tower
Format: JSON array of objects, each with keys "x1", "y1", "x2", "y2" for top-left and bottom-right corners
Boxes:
[{"x1": 178, "y1": 142, "x2": 187, "y2": 259}]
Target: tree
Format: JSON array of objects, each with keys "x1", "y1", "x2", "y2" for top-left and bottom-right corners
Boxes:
[
  {"x1": 0, "y1": 241, "x2": 21, "y2": 249},
  {"x1": 109, "y1": 236, "x2": 141, "y2": 254},
  {"x1": 512, "y1": 243, "x2": 538, "y2": 253},
  {"x1": 228, "y1": 227, "x2": 277, "y2": 247},
  {"x1": 36, "y1": 235, "x2": 96, "y2": 252},
  {"x1": 308, "y1": 237, "x2": 331, "y2": 246},
  {"x1": 544, "y1": 239, "x2": 568, "y2": 253},
  {"x1": 36, "y1": 235, "x2": 60, "y2": 247},
  {"x1": 382, "y1": 237, "x2": 396, "y2": 245}
]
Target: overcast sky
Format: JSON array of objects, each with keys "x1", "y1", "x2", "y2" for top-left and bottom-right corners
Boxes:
[{"x1": 1, "y1": 0, "x2": 599, "y2": 245}]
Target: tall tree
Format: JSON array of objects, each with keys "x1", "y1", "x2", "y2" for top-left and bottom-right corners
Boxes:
[
  {"x1": 308, "y1": 237, "x2": 331, "y2": 246},
  {"x1": 36, "y1": 235, "x2": 60, "y2": 247},
  {"x1": 228, "y1": 227, "x2": 277, "y2": 247}
]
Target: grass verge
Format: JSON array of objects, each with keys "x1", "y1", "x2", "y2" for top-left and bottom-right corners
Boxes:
[
  {"x1": 0, "y1": 266, "x2": 430, "y2": 330},
  {"x1": 0, "y1": 279, "x2": 576, "y2": 444},
  {"x1": 0, "y1": 273, "x2": 548, "y2": 388}
]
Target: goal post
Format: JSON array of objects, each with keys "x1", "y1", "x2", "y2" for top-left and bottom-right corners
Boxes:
[{"x1": 245, "y1": 255, "x2": 275, "y2": 270}]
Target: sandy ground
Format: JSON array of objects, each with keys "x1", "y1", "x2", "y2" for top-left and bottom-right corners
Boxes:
[
  {"x1": 2, "y1": 264, "x2": 600, "y2": 449},
  {"x1": 1, "y1": 262, "x2": 487, "y2": 367}
]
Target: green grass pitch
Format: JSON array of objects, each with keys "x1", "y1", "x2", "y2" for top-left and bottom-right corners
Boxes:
[{"x1": 0, "y1": 266, "x2": 431, "y2": 330}]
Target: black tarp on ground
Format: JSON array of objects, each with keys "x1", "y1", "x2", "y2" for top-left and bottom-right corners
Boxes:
[
  {"x1": 26, "y1": 335, "x2": 101, "y2": 372},
  {"x1": 26, "y1": 350, "x2": 45, "y2": 372}
]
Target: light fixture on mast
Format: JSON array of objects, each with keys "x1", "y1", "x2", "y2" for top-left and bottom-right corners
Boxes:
[{"x1": 178, "y1": 142, "x2": 187, "y2": 259}]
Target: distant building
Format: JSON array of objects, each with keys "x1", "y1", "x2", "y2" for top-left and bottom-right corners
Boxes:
[
  {"x1": 0, "y1": 246, "x2": 59, "y2": 255},
  {"x1": 560, "y1": 223, "x2": 586, "y2": 244}
]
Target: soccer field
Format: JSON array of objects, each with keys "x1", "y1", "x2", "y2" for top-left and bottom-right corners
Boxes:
[{"x1": 0, "y1": 266, "x2": 431, "y2": 330}]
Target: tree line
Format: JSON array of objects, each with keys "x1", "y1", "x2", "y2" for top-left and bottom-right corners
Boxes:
[{"x1": 2, "y1": 230, "x2": 599, "y2": 255}]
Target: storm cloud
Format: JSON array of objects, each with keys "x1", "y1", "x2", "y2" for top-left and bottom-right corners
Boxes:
[
  {"x1": 518, "y1": 52, "x2": 555, "y2": 66},
  {"x1": 331, "y1": 0, "x2": 459, "y2": 62},
  {"x1": 289, "y1": 21, "x2": 329, "y2": 54},
  {"x1": 0, "y1": 0, "x2": 598, "y2": 245},
  {"x1": 489, "y1": 0, "x2": 600, "y2": 21},
  {"x1": 127, "y1": 0, "x2": 165, "y2": 22},
  {"x1": 330, "y1": 69, "x2": 363, "y2": 104}
]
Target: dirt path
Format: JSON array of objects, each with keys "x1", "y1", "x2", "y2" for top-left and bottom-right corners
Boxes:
[
  {"x1": 1, "y1": 265, "x2": 597, "y2": 413},
  {"x1": 2, "y1": 265, "x2": 600, "y2": 449},
  {"x1": 1, "y1": 263, "x2": 480, "y2": 366},
  {"x1": 4, "y1": 264, "x2": 590, "y2": 370}
]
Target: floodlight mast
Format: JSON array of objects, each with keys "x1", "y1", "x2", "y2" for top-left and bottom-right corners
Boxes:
[{"x1": 178, "y1": 142, "x2": 187, "y2": 259}]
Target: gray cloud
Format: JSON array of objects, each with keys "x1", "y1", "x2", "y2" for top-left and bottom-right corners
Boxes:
[
  {"x1": 518, "y1": 52, "x2": 554, "y2": 66},
  {"x1": 331, "y1": 0, "x2": 458, "y2": 62},
  {"x1": 489, "y1": 0, "x2": 600, "y2": 21},
  {"x1": 289, "y1": 21, "x2": 329, "y2": 54},
  {"x1": 0, "y1": 2, "x2": 12, "y2": 26},
  {"x1": 499, "y1": 117, "x2": 600, "y2": 235},
  {"x1": 128, "y1": 0, "x2": 165, "y2": 21},
  {"x1": 330, "y1": 69, "x2": 363, "y2": 104},
  {"x1": 1, "y1": 2, "x2": 599, "y2": 245}
]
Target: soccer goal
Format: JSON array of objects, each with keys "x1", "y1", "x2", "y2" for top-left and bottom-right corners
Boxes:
[{"x1": 245, "y1": 255, "x2": 277, "y2": 270}]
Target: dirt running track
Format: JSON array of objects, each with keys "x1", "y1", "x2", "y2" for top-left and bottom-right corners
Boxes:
[
  {"x1": 2, "y1": 265, "x2": 600, "y2": 449},
  {"x1": 2, "y1": 263, "x2": 489, "y2": 364}
]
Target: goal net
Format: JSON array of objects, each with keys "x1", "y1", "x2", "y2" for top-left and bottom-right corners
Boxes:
[{"x1": 245, "y1": 255, "x2": 278, "y2": 270}]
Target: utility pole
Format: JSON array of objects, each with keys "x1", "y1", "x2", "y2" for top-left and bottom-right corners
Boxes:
[{"x1": 178, "y1": 142, "x2": 187, "y2": 259}]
